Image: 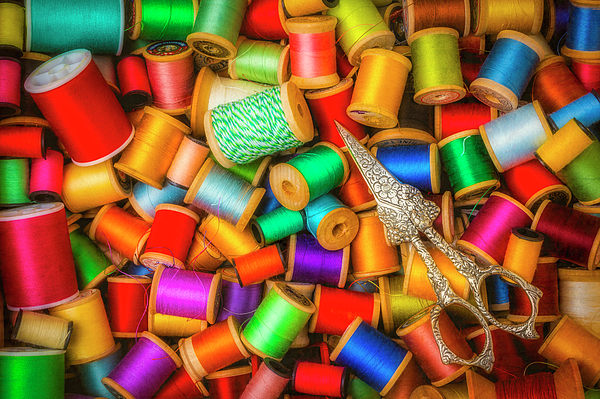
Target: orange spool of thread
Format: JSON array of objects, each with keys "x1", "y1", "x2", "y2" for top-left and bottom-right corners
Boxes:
[
  {"x1": 292, "y1": 362, "x2": 350, "y2": 398},
  {"x1": 308, "y1": 284, "x2": 380, "y2": 336},
  {"x1": 88, "y1": 203, "x2": 151, "y2": 263},
  {"x1": 166, "y1": 135, "x2": 210, "y2": 189},
  {"x1": 286, "y1": 16, "x2": 340, "y2": 90},
  {"x1": 532, "y1": 55, "x2": 588, "y2": 114},
  {"x1": 0, "y1": 125, "x2": 45, "y2": 158},
  {"x1": 337, "y1": 151, "x2": 377, "y2": 212},
  {"x1": 233, "y1": 243, "x2": 286, "y2": 287},
  {"x1": 501, "y1": 227, "x2": 544, "y2": 284},
  {"x1": 140, "y1": 204, "x2": 200, "y2": 269},
  {"x1": 350, "y1": 210, "x2": 401, "y2": 278},
  {"x1": 106, "y1": 275, "x2": 152, "y2": 338},
  {"x1": 186, "y1": 229, "x2": 227, "y2": 272},
  {"x1": 397, "y1": 306, "x2": 474, "y2": 387},
  {"x1": 179, "y1": 315, "x2": 251, "y2": 381}
]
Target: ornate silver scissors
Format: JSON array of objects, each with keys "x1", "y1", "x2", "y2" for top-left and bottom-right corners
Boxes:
[{"x1": 335, "y1": 121, "x2": 542, "y2": 372}]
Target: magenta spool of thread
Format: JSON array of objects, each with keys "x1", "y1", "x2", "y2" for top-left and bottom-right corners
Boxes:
[
  {"x1": 217, "y1": 268, "x2": 263, "y2": 324},
  {"x1": 102, "y1": 332, "x2": 182, "y2": 399},
  {"x1": 29, "y1": 148, "x2": 63, "y2": 202},
  {"x1": 457, "y1": 192, "x2": 534, "y2": 266},
  {"x1": 0, "y1": 57, "x2": 21, "y2": 116},
  {"x1": 285, "y1": 233, "x2": 349, "y2": 288}
]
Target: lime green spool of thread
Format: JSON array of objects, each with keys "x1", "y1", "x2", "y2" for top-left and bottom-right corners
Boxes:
[
  {"x1": 69, "y1": 225, "x2": 116, "y2": 290},
  {"x1": 186, "y1": 0, "x2": 247, "y2": 60},
  {"x1": 251, "y1": 205, "x2": 305, "y2": 246},
  {"x1": 209, "y1": 152, "x2": 272, "y2": 186},
  {"x1": 407, "y1": 27, "x2": 466, "y2": 105},
  {"x1": 555, "y1": 139, "x2": 600, "y2": 205},
  {"x1": 0, "y1": 158, "x2": 30, "y2": 206},
  {"x1": 326, "y1": 0, "x2": 395, "y2": 66},
  {"x1": 241, "y1": 282, "x2": 316, "y2": 360},
  {"x1": 229, "y1": 37, "x2": 291, "y2": 85},
  {"x1": 348, "y1": 377, "x2": 382, "y2": 399},
  {"x1": 138, "y1": 0, "x2": 197, "y2": 41},
  {"x1": 381, "y1": 274, "x2": 434, "y2": 334},
  {"x1": 0, "y1": 348, "x2": 65, "y2": 399}
]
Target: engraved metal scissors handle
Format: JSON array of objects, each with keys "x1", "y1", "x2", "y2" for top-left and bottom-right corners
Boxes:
[{"x1": 335, "y1": 121, "x2": 543, "y2": 373}]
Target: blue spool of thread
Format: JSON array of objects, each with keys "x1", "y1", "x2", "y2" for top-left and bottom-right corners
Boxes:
[
  {"x1": 129, "y1": 180, "x2": 187, "y2": 222},
  {"x1": 486, "y1": 274, "x2": 510, "y2": 311},
  {"x1": 562, "y1": 2, "x2": 600, "y2": 59},
  {"x1": 479, "y1": 100, "x2": 553, "y2": 172},
  {"x1": 217, "y1": 267, "x2": 263, "y2": 324},
  {"x1": 304, "y1": 193, "x2": 359, "y2": 251},
  {"x1": 125, "y1": 262, "x2": 153, "y2": 276},
  {"x1": 548, "y1": 90, "x2": 600, "y2": 137},
  {"x1": 372, "y1": 144, "x2": 441, "y2": 193},
  {"x1": 330, "y1": 317, "x2": 412, "y2": 395},
  {"x1": 256, "y1": 172, "x2": 282, "y2": 215},
  {"x1": 470, "y1": 30, "x2": 544, "y2": 112},
  {"x1": 75, "y1": 343, "x2": 122, "y2": 398}
]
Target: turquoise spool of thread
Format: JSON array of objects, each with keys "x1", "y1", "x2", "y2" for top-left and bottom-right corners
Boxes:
[
  {"x1": 129, "y1": 180, "x2": 187, "y2": 222},
  {"x1": 304, "y1": 193, "x2": 359, "y2": 251},
  {"x1": 75, "y1": 344, "x2": 122, "y2": 398}
]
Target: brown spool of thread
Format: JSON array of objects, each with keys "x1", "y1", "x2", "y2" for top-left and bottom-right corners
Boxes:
[
  {"x1": 402, "y1": 0, "x2": 471, "y2": 38},
  {"x1": 501, "y1": 227, "x2": 544, "y2": 284},
  {"x1": 337, "y1": 151, "x2": 376, "y2": 212},
  {"x1": 384, "y1": 354, "x2": 430, "y2": 398},
  {"x1": 186, "y1": 229, "x2": 227, "y2": 272},
  {"x1": 532, "y1": 55, "x2": 588, "y2": 114},
  {"x1": 350, "y1": 210, "x2": 401, "y2": 278},
  {"x1": 166, "y1": 135, "x2": 210, "y2": 189}
]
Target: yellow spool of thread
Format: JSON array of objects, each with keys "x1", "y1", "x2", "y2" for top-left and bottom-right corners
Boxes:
[
  {"x1": 535, "y1": 118, "x2": 596, "y2": 174},
  {"x1": 11, "y1": 310, "x2": 73, "y2": 350},
  {"x1": 198, "y1": 214, "x2": 261, "y2": 261},
  {"x1": 115, "y1": 106, "x2": 190, "y2": 190},
  {"x1": 502, "y1": 227, "x2": 544, "y2": 284},
  {"x1": 62, "y1": 158, "x2": 132, "y2": 213},
  {"x1": 346, "y1": 48, "x2": 412, "y2": 128},
  {"x1": 149, "y1": 312, "x2": 208, "y2": 337},
  {"x1": 186, "y1": 229, "x2": 227, "y2": 272},
  {"x1": 48, "y1": 289, "x2": 115, "y2": 366},
  {"x1": 472, "y1": 0, "x2": 544, "y2": 36},
  {"x1": 0, "y1": 2, "x2": 24, "y2": 58}
]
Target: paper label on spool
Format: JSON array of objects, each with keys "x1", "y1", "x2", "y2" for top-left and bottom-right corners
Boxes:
[
  {"x1": 146, "y1": 41, "x2": 190, "y2": 57},
  {"x1": 116, "y1": 170, "x2": 131, "y2": 191},
  {"x1": 193, "y1": 53, "x2": 228, "y2": 74}
]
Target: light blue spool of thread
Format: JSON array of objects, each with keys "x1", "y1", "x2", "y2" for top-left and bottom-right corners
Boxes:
[
  {"x1": 129, "y1": 180, "x2": 187, "y2": 222},
  {"x1": 548, "y1": 90, "x2": 600, "y2": 136},
  {"x1": 26, "y1": 0, "x2": 125, "y2": 55},
  {"x1": 75, "y1": 343, "x2": 122, "y2": 398},
  {"x1": 479, "y1": 100, "x2": 553, "y2": 172},
  {"x1": 373, "y1": 144, "x2": 440, "y2": 193},
  {"x1": 304, "y1": 193, "x2": 359, "y2": 251},
  {"x1": 562, "y1": 2, "x2": 600, "y2": 59}
]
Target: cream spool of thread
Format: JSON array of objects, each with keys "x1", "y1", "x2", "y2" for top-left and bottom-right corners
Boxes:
[
  {"x1": 204, "y1": 81, "x2": 314, "y2": 169},
  {"x1": 61, "y1": 158, "x2": 132, "y2": 214},
  {"x1": 269, "y1": 141, "x2": 349, "y2": 211},
  {"x1": 197, "y1": 214, "x2": 260, "y2": 262},
  {"x1": 184, "y1": 158, "x2": 265, "y2": 231},
  {"x1": 404, "y1": 243, "x2": 470, "y2": 302},
  {"x1": 283, "y1": 0, "x2": 339, "y2": 17},
  {"x1": 149, "y1": 312, "x2": 208, "y2": 338},
  {"x1": 286, "y1": 16, "x2": 340, "y2": 90},
  {"x1": 188, "y1": 66, "x2": 272, "y2": 136},
  {"x1": 367, "y1": 127, "x2": 438, "y2": 148},
  {"x1": 166, "y1": 135, "x2": 210, "y2": 189},
  {"x1": 407, "y1": 28, "x2": 466, "y2": 105},
  {"x1": 402, "y1": 0, "x2": 471, "y2": 38},
  {"x1": 115, "y1": 106, "x2": 189, "y2": 190},
  {"x1": 48, "y1": 289, "x2": 115, "y2": 366},
  {"x1": 538, "y1": 315, "x2": 600, "y2": 387},
  {"x1": 229, "y1": 36, "x2": 290, "y2": 86},
  {"x1": 0, "y1": 1, "x2": 25, "y2": 58},
  {"x1": 501, "y1": 227, "x2": 544, "y2": 284},
  {"x1": 186, "y1": 229, "x2": 227, "y2": 272},
  {"x1": 346, "y1": 48, "x2": 412, "y2": 128},
  {"x1": 11, "y1": 310, "x2": 73, "y2": 350},
  {"x1": 471, "y1": 0, "x2": 544, "y2": 36},
  {"x1": 558, "y1": 268, "x2": 600, "y2": 339},
  {"x1": 350, "y1": 210, "x2": 401, "y2": 278}
]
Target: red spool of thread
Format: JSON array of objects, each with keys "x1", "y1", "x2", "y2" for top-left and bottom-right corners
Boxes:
[
  {"x1": 0, "y1": 202, "x2": 79, "y2": 310},
  {"x1": 397, "y1": 306, "x2": 474, "y2": 387},
  {"x1": 293, "y1": 362, "x2": 349, "y2": 398},
  {"x1": 106, "y1": 275, "x2": 152, "y2": 338},
  {"x1": 532, "y1": 56, "x2": 588, "y2": 114},
  {"x1": 206, "y1": 365, "x2": 253, "y2": 399},
  {"x1": 338, "y1": 151, "x2": 376, "y2": 212},
  {"x1": 139, "y1": 204, "x2": 200, "y2": 270},
  {"x1": 286, "y1": 16, "x2": 340, "y2": 90},
  {"x1": 571, "y1": 59, "x2": 600, "y2": 93},
  {"x1": 309, "y1": 285, "x2": 380, "y2": 336},
  {"x1": 29, "y1": 148, "x2": 63, "y2": 203},
  {"x1": 24, "y1": 49, "x2": 134, "y2": 167},
  {"x1": 0, "y1": 125, "x2": 45, "y2": 158},
  {"x1": 154, "y1": 367, "x2": 208, "y2": 399},
  {"x1": 503, "y1": 159, "x2": 572, "y2": 213},
  {"x1": 240, "y1": 0, "x2": 289, "y2": 40},
  {"x1": 305, "y1": 79, "x2": 367, "y2": 150},
  {"x1": 0, "y1": 56, "x2": 21, "y2": 116},
  {"x1": 461, "y1": 60, "x2": 483, "y2": 99},
  {"x1": 336, "y1": 45, "x2": 358, "y2": 79},
  {"x1": 434, "y1": 102, "x2": 497, "y2": 141},
  {"x1": 116, "y1": 55, "x2": 153, "y2": 111},
  {"x1": 531, "y1": 200, "x2": 600, "y2": 270},
  {"x1": 233, "y1": 244, "x2": 286, "y2": 287}
]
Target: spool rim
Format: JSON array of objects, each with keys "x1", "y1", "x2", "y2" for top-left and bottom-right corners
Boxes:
[
  {"x1": 280, "y1": 81, "x2": 315, "y2": 143},
  {"x1": 441, "y1": 191, "x2": 455, "y2": 243},
  {"x1": 225, "y1": 315, "x2": 251, "y2": 358},
  {"x1": 307, "y1": 284, "x2": 322, "y2": 334},
  {"x1": 141, "y1": 330, "x2": 183, "y2": 368},
  {"x1": 186, "y1": 32, "x2": 237, "y2": 60},
  {"x1": 204, "y1": 111, "x2": 235, "y2": 168},
  {"x1": 346, "y1": 30, "x2": 396, "y2": 67},
  {"x1": 273, "y1": 282, "x2": 316, "y2": 314},
  {"x1": 378, "y1": 276, "x2": 394, "y2": 334},
  {"x1": 330, "y1": 316, "x2": 364, "y2": 362},
  {"x1": 367, "y1": 128, "x2": 437, "y2": 149},
  {"x1": 470, "y1": 77, "x2": 519, "y2": 113},
  {"x1": 414, "y1": 85, "x2": 467, "y2": 105},
  {"x1": 315, "y1": 206, "x2": 359, "y2": 251},
  {"x1": 190, "y1": 66, "x2": 218, "y2": 136},
  {"x1": 286, "y1": 15, "x2": 338, "y2": 34}
]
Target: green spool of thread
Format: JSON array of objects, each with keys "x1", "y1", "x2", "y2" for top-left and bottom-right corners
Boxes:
[
  {"x1": 348, "y1": 377, "x2": 382, "y2": 399},
  {"x1": 229, "y1": 37, "x2": 291, "y2": 85},
  {"x1": 380, "y1": 274, "x2": 434, "y2": 334},
  {"x1": 270, "y1": 142, "x2": 348, "y2": 211},
  {"x1": 251, "y1": 206, "x2": 305, "y2": 247},
  {"x1": 407, "y1": 27, "x2": 466, "y2": 105},
  {"x1": 0, "y1": 158, "x2": 31, "y2": 206},
  {"x1": 241, "y1": 282, "x2": 316, "y2": 360},
  {"x1": 69, "y1": 225, "x2": 116, "y2": 290},
  {"x1": 0, "y1": 348, "x2": 65, "y2": 399},
  {"x1": 556, "y1": 140, "x2": 600, "y2": 206},
  {"x1": 326, "y1": 0, "x2": 395, "y2": 66},
  {"x1": 209, "y1": 152, "x2": 272, "y2": 186},
  {"x1": 186, "y1": 0, "x2": 247, "y2": 60},
  {"x1": 438, "y1": 129, "x2": 500, "y2": 201},
  {"x1": 137, "y1": 0, "x2": 197, "y2": 41}
]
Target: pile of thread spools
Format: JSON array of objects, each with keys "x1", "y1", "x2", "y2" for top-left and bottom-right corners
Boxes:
[{"x1": 1, "y1": 0, "x2": 600, "y2": 398}]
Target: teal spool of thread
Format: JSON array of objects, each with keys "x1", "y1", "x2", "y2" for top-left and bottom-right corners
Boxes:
[
  {"x1": 270, "y1": 142, "x2": 349, "y2": 211},
  {"x1": 129, "y1": 180, "x2": 187, "y2": 222},
  {"x1": 555, "y1": 139, "x2": 600, "y2": 206},
  {"x1": 0, "y1": 347, "x2": 65, "y2": 399},
  {"x1": 69, "y1": 224, "x2": 116, "y2": 290},
  {"x1": 438, "y1": 129, "x2": 500, "y2": 201},
  {"x1": 251, "y1": 205, "x2": 305, "y2": 247},
  {"x1": 133, "y1": 0, "x2": 197, "y2": 41},
  {"x1": 26, "y1": 0, "x2": 125, "y2": 55},
  {"x1": 0, "y1": 158, "x2": 30, "y2": 206},
  {"x1": 186, "y1": 0, "x2": 247, "y2": 60},
  {"x1": 304, "y1": 193, "x2": 359, "y2": 251},
  {"x1": 229, "y1": 37, "x2": 291, "y2": 85},
  {"x1": 209, "y1": 152, "x2": 272, "y2": 186},
  {"x1": 75, "y1": 343, "x2": 122, "y2": 398}
]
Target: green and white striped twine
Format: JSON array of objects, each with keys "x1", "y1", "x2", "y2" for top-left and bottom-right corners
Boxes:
[{"x1": 211, "y1": 86, "x2": 303, "y2": 164}]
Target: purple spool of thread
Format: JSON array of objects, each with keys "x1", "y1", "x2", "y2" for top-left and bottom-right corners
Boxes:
[
  {"x1": 101, "y1": 332, "x2": 182, "y2": 399},
  {"x1": 285, "y1": 233, "x2": 349, "y2": 288},
  {"x1": 217, "y1": 267, "x2": 263, "y2": 324}
]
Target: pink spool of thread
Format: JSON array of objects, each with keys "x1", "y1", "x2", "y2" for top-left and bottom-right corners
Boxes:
[
  {"x1": 29, "y1": 148, "x2": 63, "y2": 203},
  {"x1": 0, "y1": 57, "x2": 21, "y2": 116}
]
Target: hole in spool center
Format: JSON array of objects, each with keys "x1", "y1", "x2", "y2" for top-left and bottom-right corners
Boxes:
[
  {"x1": 484, "y1": 92, "x2": 501, "y2": 104},
  {"x1": 332, "y1": 222, "x2": 348, "y2": 238},
  {"x1": 282, "y1": 180, "x2": 297, "y2": 197},
  {"x1": 297, "y1": 103, "x2": 304, "y2": 117}
]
